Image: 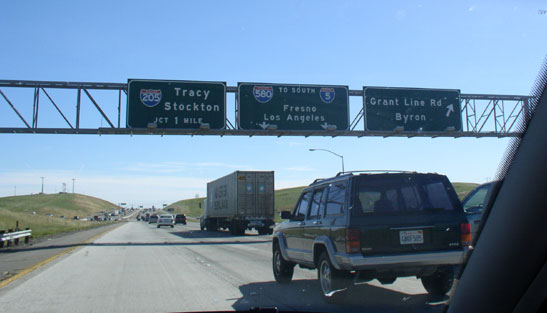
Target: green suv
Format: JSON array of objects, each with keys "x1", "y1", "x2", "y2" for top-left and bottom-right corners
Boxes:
[{"x1": 272, "y1": 171, "x2": 471, "y2": 302}]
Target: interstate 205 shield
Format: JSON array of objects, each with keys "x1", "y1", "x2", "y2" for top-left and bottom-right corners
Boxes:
[{"x1": 140, "y1": 89, "x2": 162, "y2": 107}]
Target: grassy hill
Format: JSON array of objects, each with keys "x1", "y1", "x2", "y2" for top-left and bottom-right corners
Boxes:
[
  {"x1": 452, "y1": 182, "x2": 479, "y2": 200},
  {"x1": 275, "y1": 186, "x2": 305, "y2": 212},
  {"x1": 0, "y1": 193, "x2": 119, "y2": 238},
  {"x1": 168, "y1": 182, "x2": 479, "y2": 222},
  {"x1": 167, "y1": 197, "x2": 206, "y2": 218}
]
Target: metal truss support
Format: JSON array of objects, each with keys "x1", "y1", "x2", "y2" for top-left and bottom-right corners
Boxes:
[
  {"x1": 463, "y1": 98, "x2": 477, "y2": 132},
  {"x1": 0, "y1": 89, "x2": 31, "y2": 128},
  {"x1": 0, "y1": 127, "x2": 522, "y2": 137},
  {"x1": 83, "y1": 89, "x2": 114, "y2": 128},
  {"x1": 225, "y1": 119, "x2": 235, "y2": 130},
  {"x1": 349, "y1": 107, "x2": 364, "y2": 131},
  {"x1": 0, "y1": 80, "x2": 532, "y2": 138},
  {"x1": 32, "y1": 88, "x2": 39, "y2": 128},
  {"x1": 118, "y1": 90, "x2": 122, "y2": 128},
  {"x1": 41, "y1": 88, "x2": 74, "y2": 129},
  {"x1": 76, "y1": 89, "x2": 81, "y2": 129}
]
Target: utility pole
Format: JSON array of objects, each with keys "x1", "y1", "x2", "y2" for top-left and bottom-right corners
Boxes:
[
  {"x1": 40, "y1": 177, "x2": 44, "y2": 194},
  {"x1": 72, "y1": 178, "x2": 75, "y2": 193}
]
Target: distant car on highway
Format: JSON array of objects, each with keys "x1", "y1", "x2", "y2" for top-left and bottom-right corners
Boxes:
[
  {"x1": 157, "y1": 215, "x2": 174, "y2": 228},
  {"x1": 174, "y1": 214, "x2": 186, "y2": 225},
  {"x1": 148, "y1": 214, "x2": 158, "y2": 224},
  {"x1": 461, "y1": 180, "x2": 502, "y2": 243}
]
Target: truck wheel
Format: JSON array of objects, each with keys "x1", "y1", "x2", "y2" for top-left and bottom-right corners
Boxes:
[
  {"x1": 229, "y1": 221, "x2": 237, "y2": 235},
  {"x1": 157, "y1": 225, "x2": 160, "y2": 228},
  {"x1": 272, "y1": 242, "x2": 294, "y2": 284},
  {"x1": 206, "y1": 220, "x2": 217, "y2": 232},
  {"x1": 421, "y1": 266, "x2": 455, "y2": 297},
  {"x1": 232, "y1": 221, "x2": 244, "y2": 235},
  {"x1": 317, "y1": 252, "x2": 349, "y2": 303}
]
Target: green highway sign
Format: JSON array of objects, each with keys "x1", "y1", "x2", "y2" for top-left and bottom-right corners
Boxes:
[
  {"x1": 127, "y1": 79, "x2": 226, "y2": 129},
  {"x1": 364, "y1": 87, "x2": 462, "y2": 132},
  {"x1": 237, "y1": 83, "x2": 349, "y2": 131}
]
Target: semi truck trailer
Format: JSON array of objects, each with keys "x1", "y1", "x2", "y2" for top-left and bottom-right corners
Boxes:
[{"x1": 201, "y1": 171, "x2": 275, "y2": 235}]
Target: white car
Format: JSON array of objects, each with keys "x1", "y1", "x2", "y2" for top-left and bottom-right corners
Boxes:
[{"x1": 157, "y1": 215, "x2": 174, "y2": 228}]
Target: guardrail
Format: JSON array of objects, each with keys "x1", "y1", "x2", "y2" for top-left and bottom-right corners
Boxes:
[{"x1": 0, "y1": 228, "x2": 32, "y2": 248}]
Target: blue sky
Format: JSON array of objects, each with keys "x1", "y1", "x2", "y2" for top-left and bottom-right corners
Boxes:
[{"x1": 1, "y1": 1, "x2": 546, "y2": 207}]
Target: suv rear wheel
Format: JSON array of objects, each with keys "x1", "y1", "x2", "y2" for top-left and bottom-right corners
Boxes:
[
  {"x1": 421, "y1": 266, "x2": 455, "y2": 297},
  {"x1": 317, "y1": 252, "x2": 350, "y2": 303},
  {"x1": 272, "y1": 242, "x2": 294, "y2": 284}
]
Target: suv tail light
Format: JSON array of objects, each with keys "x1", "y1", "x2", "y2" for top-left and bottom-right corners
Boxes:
[
  {"x1": 460, "y1": 222, "x2": 471, "y2": 246},
  {"x1": 346, "y1": 229, "x2": 361, "y2": 253}
]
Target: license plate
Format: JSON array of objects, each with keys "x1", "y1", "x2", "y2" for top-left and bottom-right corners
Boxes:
[{"x1": 400, "y1": 230, "x2": 424, "y2": 245}]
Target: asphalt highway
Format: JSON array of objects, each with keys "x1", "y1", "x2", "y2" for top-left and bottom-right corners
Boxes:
[{"x1": 0, "y1": 219, "x2": 448, "y2": 313}]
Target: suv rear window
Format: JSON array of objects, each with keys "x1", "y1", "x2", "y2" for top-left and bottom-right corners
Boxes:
[
  {"x1": 325, "y1": 184, "x2": 346, "y2": 215},
  {"x1": 352, "y1": 175, "x2": 457, "y2": 215}
]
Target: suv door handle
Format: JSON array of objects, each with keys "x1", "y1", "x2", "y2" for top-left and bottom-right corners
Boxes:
[{"x1": 312, "y1": 220, "x2": 322, "y2": 225}]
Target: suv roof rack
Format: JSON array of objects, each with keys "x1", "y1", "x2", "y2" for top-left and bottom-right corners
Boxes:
[
  {"x1": 311, "y1": 177, "x2": 329, "y2": 184},
  {"x1": 335, "y1": 170, "x2": 417, "y2": 176}
]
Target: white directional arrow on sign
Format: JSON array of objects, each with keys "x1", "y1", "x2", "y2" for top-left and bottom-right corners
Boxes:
[
  {"x1": 445, "y1": 104, "x2": 454, "y2": 117},
  {"x1": 320, "y1": 122, "x2": 329, "y2": 130},
  {"x1": 258, "y1": 122, "x2": 269, "y2": 129}
]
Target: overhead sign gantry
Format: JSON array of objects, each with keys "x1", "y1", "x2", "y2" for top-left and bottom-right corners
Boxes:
[{"x1": 0, "y1": 79, "x2": 531, "y2": 138}]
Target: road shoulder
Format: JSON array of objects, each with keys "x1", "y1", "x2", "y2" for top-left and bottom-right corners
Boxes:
[{"x1": 0, "y1": 222, "x2": 123, "y2": 288}]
